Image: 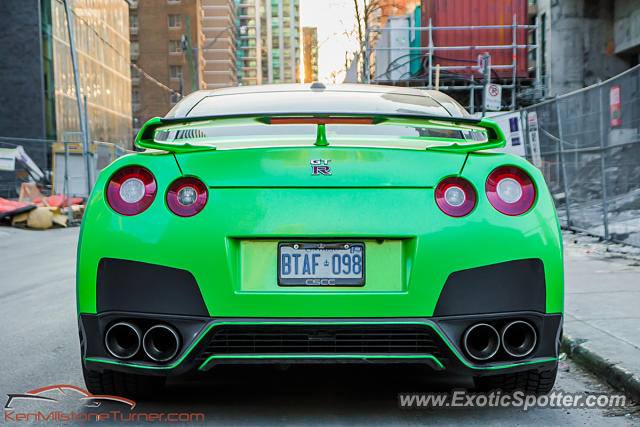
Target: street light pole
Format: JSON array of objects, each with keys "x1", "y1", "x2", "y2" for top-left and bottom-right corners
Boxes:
[
  {"x1": 63, "y1": 0, "x2": 91, "y2": 196},
  {"x1": 481, "y1": 52, "x2": 491, "y2": 118}
]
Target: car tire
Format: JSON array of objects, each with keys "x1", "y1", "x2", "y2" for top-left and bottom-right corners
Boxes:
[
  {"x1": 473, "y1": 366, "x2": 557, "y2": 394},
  {"x1": 82, "y1": 366, "x2": 166, "y2": 398}
]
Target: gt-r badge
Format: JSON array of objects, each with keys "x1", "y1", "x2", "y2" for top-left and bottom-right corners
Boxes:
[{"x1": 310, "y1": 159, "x2": 331, "y2": 175}]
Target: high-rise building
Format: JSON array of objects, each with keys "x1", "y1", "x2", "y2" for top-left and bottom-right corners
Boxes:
[
  {"x1": 302, "y1": 27, "x2": 318, "y2": 83},
  {"x1": 236, "y1": 0, "x2": 262, "y2": 84},
  {"x1": 236, "y1": 0, "x2": 300, "y2": 85},
  {"x1": 130, "y1": 0, "x2": 205, "y2": 134},
  {"x1": 201, "y1": 0, "x2": 238, "y2": 89},
  {"x1": 0, "y1": 0, "x2": 132, "y2": 146}
]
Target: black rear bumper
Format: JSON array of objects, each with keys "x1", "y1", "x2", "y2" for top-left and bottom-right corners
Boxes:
[{"x1": 80, "y1": 312, "x2": 561, "y2": 378}]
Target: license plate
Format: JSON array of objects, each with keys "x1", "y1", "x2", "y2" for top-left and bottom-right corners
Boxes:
[{"x1": 278, "y1": 242, "x2": 365, "y2": 286}]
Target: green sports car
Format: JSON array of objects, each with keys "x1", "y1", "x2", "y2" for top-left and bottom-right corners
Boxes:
[{"x1": 77, "y1": 84, "x2": 563, "y2": 397}]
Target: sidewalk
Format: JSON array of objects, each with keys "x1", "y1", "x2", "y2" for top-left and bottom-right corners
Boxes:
[{"x1": 562, "y1": 231, "x2": 640, "y2": 402}]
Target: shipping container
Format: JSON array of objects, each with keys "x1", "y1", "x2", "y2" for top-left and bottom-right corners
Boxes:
[{"x1": 421, "y1": 0, "x2": 529, "y2": 79}]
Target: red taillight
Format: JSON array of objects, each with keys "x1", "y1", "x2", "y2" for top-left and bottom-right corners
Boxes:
[
  {"x1": 106, "y1": 166, "x2": 156, "y2": 216},
  {"x1": 435, "y1": 177, "x2": 476, "y2": 217},
  {"x1": 268, "y1": 117, "x2": 374, "y2": 125},
  {"x1": 486, "y1": 166, "x2": 536, "y2": 216},
  {"x1": 166, "y1": 177, "x2": 208, "y2": 217}
]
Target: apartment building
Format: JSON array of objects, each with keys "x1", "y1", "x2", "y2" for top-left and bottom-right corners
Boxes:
[
  {"x1": 302, "y1": 26, "x2": 318, "y2": 83},
  {"x1": 201, "y1": 0, "x2": 238, "y2": 89},
  {"x1": 236, "y1": 0, "x2": 300, "y2": 85},
  {"x1": 129, "y1": 0, "x2": 205, "y2": 133}
]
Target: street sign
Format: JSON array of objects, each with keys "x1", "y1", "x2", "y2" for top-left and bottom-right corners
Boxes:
[
  {"x1": 477, "y1": 53, "x2": 491, "y2": 72},
  {"x1": 527, "y1": 112, "x2": 542, "y2": 168},
  {"x1": 484, "y1": 84, "x2": 502, "y2": 111},
  {"x1": 610, "y1": 85, "x2": 621, "y2": 127},
  {"x1": 488, "y1": 112, "x2": 525, "y2": 157},
  {"x1": 0, "y1": 148, "x2": 16, "y2": 171}
]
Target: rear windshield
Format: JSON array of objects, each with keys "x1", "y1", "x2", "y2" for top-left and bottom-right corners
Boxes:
[{"x1": 153, "y1": 118, "x2": 488, "y2": 150}]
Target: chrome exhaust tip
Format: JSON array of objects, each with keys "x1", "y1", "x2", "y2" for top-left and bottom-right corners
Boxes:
[
  {"x1": 104, "y1": 322, "x2": 142, "y2": 360},
  {"x1": 462, "y1": 323, "x2": 500, "y2": 361},
  {"x1": 501, "y1": 320, "x2": 537, "y2": 358},
  {"x1": 143, "y1": 324, "x2": 180, "y2": 362}
]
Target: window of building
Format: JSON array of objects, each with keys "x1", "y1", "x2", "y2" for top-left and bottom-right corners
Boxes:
[
  {"x1": 129, "y1": 14, "x2": 138, "y2": 33},
  {"x1": 132, "y1": 89, "x2": 141, "y2": 112},
  {"x1": 130, "y1": 65, "x2": 140, "y2": 84},
  {"x1": 168, "y1": 15, "x2": 181, "y2": 29},
  {"x1": 170, "y1": 65, "x2": 182, "y2": 80},
  {"x1": 168, "y1": 0, "x2": 180, "y2": 3},
  {"x1": 130, "y1": 41, "x2": 139, "y2": 60},
  {"x1": 169, "y1": 40, "x2": 182, "y2": 53}
]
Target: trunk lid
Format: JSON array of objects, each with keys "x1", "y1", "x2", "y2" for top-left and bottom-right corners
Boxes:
[{"x1": 174, "y1": 147, "x2": 466, "y2": 188}]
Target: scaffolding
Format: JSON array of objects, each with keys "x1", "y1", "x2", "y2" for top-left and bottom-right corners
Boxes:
[{"x1": 364, "y1": 15, "x2": 542, "y2": 112}]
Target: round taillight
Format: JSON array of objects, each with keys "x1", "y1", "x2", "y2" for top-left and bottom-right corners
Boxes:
[
  {"x1": 106, "y1": 166, "x2": 156, "y2": 216},
  {"x1": 486, "y1": 166, "x2": 536, "y2": 215},
  {"x1": 166, "y1": 177, "x2": 208, "y2": 217},
  {"x1": 435, "y1": 177, "x2": 476, "y2": 217}
]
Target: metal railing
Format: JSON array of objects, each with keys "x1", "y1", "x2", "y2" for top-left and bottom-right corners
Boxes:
[
  {"x1": 521, "y1": 65, "x2": 640, "y2": 247},
  {"x1": 364, "y1": 14, "x2": 541, "y2": 112}
]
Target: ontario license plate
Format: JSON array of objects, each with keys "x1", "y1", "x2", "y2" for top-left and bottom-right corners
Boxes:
[{"x1": 278, "y1": 242, "x2": 365, "y2": 286}]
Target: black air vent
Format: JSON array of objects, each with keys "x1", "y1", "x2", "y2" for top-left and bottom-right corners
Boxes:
[{"x1": 196, "y1": 324, "x2": 443, "y2": 361}]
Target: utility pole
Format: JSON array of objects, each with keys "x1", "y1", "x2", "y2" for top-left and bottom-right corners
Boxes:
[
  {"x1": 182, "y1": 16, "x2": 197, "y2": 92},
  {"x1": 63, "y1": 0, "x2": 91, "y2": 195},
  {"x1": 480, "y1": 52, "x2": 491, "y2": 117}
]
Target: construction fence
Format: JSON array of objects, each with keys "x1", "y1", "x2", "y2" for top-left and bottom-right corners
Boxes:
[
  {"x1": 0, "y1": 136, "x2": 130, "y2": 200},
  {"x1": 520, "y1": 65, "x2": 640, "y2": 247}
]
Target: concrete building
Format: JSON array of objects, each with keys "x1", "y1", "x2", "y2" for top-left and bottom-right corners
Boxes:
[
  {"x1": 236, "y1": 0, "x2": 300, "y2": 85},
  {"x1": 0, "y1": 0, "x2": 132, "y2": 146},
  {"x1": 130, "y1": 0, "x2": 205, "y2": 134},
  {"x1": 302, "y1": 27, "x2": 318, "y2": 83},
  {"x1": 376, "y1": 0, "x2": 420, "y2": 28},
  {"x1": 201, "y1": 0, "x2": 238, "y2": 89},
  {"x1": 537, "y1": 0, "x2": 640, "y2": 97}
]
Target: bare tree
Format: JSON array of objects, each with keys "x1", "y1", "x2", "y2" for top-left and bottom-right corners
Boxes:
[{"x1": 351, "y1": 0, "x2": 408, "y2": 82}]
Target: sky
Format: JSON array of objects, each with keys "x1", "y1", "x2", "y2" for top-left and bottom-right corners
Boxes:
[{"x1": 299, "y1": 0, "x2": 359, "y2": 83}]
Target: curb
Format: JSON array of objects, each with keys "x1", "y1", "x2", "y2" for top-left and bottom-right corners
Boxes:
[{"x1": 562, "y1": 334, "x2": 640, "y2": 403}]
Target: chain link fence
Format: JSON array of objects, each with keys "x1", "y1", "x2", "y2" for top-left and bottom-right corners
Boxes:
[{"x1": 523, "y1": 65, "x2": 640, "y2": 247}]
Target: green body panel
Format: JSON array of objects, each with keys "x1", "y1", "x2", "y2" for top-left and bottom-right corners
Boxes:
[
  {"x1": 172, "y1": 146, "x2": 467, "y2": 187},
  {"x1": 77, "y1": 146, "x2": 563, "y2": 317}
]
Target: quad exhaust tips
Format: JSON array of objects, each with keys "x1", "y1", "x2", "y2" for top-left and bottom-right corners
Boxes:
[
  {"x1": 143, "y1": 324, "x2": 180, "y2": 362},
  {"x1": 501, "y1": 320, "x2": 537, "y2": 358},
  {"x1": 104, "y1": 322, "x2": 142, "y2": 360},
  {"x1": 462, "y1": 320, "x2": 538, "y2": 361},
  {"x1": 462, "y1": 323, "x2": 500, "y2": 361}
]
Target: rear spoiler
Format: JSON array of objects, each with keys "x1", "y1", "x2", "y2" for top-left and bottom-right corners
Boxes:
[{"x1": 135, "y1": 113, "x2": 506, "y2": 153}]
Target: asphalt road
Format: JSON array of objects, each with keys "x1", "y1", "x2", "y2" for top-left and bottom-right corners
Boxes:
[{"x1": 1, "y1": 227, "x2": 638, "y2": 425}]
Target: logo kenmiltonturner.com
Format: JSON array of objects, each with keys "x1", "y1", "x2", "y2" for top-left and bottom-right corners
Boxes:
[
  {"x1": 4, "y1": 384, "x2": 205, "y2": 423},
  {"x1": 5, "y1": 384, "x2": 135, "y2": 410}
]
